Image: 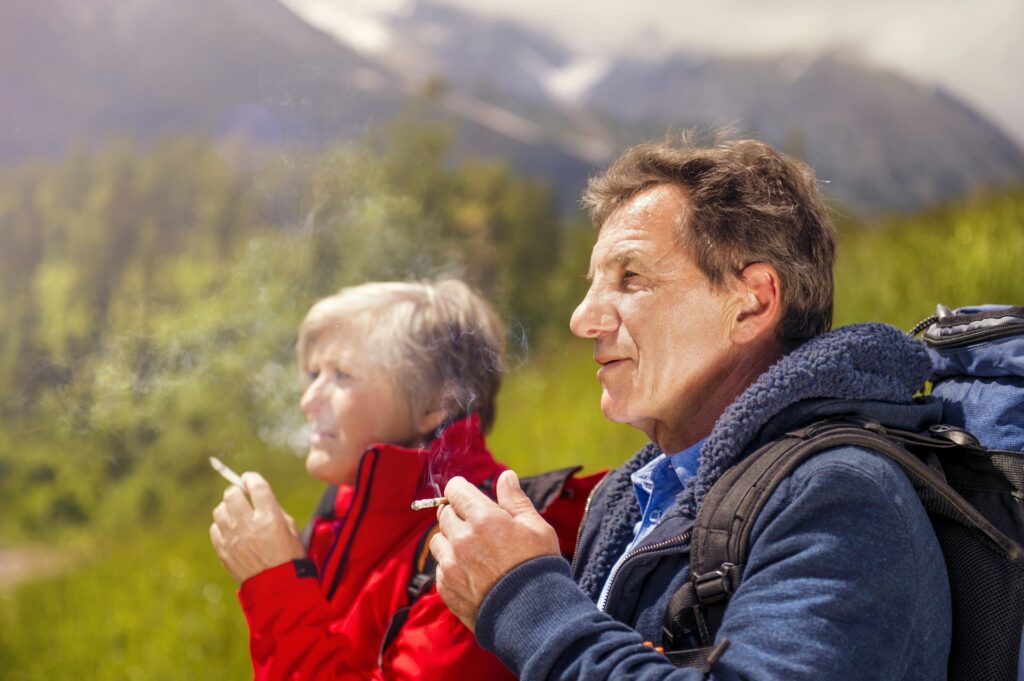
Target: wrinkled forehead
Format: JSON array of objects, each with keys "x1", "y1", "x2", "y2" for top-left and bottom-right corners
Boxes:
[{"x1": 588, "y1": 185, "x2": 690, "y2": 276}]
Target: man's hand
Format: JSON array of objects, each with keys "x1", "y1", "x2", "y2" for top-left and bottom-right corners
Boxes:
[
  {"x1": 430, "y1": 469, "x2": 560, "y2": 632},
  {"x1": 209, "y1": 472, "x2": 305, "y2": 583}
]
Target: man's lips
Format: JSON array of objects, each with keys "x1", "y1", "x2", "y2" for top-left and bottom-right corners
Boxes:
[{"x1": 596, "y1": 356, "x2": 629, "y2": 378}]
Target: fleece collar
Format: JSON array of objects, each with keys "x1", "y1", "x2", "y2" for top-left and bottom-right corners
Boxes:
[{"x1": 577, "y1": 323, "x2": 934, "y2": 599}]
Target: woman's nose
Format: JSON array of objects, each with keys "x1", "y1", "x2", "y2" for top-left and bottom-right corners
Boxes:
[{"x1": 300, "y1": 378, "x2": 324, "y2": 414}]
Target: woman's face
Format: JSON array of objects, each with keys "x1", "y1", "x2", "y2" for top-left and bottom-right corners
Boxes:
[{"x1": 299, "y1": 326, "x2": 423, "y2": 485}]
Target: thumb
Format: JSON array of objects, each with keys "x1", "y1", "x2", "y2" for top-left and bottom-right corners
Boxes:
[
  {"x1": 284, "y1": 511, "x2": 299, "y2": 536},
  {"x1": 242, "y1": 472, "x2": 282, "y2": 515},
  {"x1": 496, "y1": 470, "x2": 535, "y2": 517}
]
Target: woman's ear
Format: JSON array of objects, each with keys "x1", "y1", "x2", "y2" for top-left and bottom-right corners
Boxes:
[
  {"x1": 417, "y1": 407, "x2": 448, "y2": 435},
  {"x1": 417, "y1": 382, "x2": 467, "y2": 436}
]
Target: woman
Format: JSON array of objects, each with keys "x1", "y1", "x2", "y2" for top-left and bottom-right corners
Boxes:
[{"x1": 210, "y1": 280, "x2": 600, "y2": 680}]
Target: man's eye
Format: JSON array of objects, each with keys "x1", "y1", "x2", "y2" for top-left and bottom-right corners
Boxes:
[
  {"x1": 621, "y1": 270, "x2": 639, "y2": 285},
  {"x1": 308, "y1": 370, "x2": 320, "y2": 382},
  {"x1": 333, "y1": 369, "x2": 351, "y2": 381}
]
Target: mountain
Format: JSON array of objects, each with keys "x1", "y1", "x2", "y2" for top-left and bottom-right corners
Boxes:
[
  {"x1": 583, "y1": 51, "x2": 1024, "y2": 211},
  {"x1": 0, "y1": 0, "x2": 399, "y2": 158},
  {"x1": 2, "y1": 0, "x2": 1022, "y2": 214}
]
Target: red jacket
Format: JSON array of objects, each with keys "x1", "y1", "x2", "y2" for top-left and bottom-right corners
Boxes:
[{"x1": 238, "y1": 414, "x2": 603, "y2": 680}]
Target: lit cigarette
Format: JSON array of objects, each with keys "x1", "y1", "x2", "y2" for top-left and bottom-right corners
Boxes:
[
  {"x1": 411, "y1": 496, "x2": 448, "y2": 510},
  {"x1": 209, "y1": 456, "x2": 245, "y2": 489}
]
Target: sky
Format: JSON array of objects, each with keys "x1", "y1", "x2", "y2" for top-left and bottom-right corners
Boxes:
[{"x1": 284, "y1": 0, "x2": 1024, "y2": 145}]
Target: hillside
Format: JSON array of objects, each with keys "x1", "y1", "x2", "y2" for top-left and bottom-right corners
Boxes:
[{"x1": 2, "y1": 0, "x2": 1023, "y2": 213}]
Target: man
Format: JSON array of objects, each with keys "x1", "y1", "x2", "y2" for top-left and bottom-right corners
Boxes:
[{"x1": 429, "y1": 137, "x2": 951, "y2": 680}]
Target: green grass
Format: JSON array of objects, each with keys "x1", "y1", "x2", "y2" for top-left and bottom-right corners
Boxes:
[
  {"x1": 0, "y1": 523, "x2": 250, "y2": 680},
  {"x1": 0, "y1": 348, "x2": 642, "y2": 680},
  {"x1": 2, "y1": 187, "x2": 1022, "y2": 679},
  {"x1": 833, "y1": 189, "x2": 1024, "y2": 328}
]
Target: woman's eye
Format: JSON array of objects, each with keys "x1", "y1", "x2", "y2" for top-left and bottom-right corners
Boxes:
[
  {"x1": 308, "y1": 370, "x2": 320, "y2": 382},
  {"x1": 333, "y1": 369, "x2": 351, "y2": 381}
]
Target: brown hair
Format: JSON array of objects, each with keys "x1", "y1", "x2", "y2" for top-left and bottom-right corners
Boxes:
[
  {"x1": 581, "y1": 134, "x2": 838, "y2": 344},
  {"x1": 297, "y1": 280, "x2": 505, "y2": 434}
]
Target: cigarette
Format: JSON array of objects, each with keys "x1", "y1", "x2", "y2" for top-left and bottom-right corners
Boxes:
[
  {"x1": 411, "y1": 496, "x2": 448, "y2": 510},
  {"x1": 209, "y1": 456, "x2": 245, "y2": 489}
]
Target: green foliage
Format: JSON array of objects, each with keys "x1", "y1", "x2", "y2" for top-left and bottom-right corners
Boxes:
[
  {"x1": 0, "y1": 122, "x2": 569, "y2": 544},
  {"x1": 834, "y1": 189, "x2": 1024, "y2": 328},
  {"x1": 0, "y1": 123, "x2": 1022, "y2": 679}
]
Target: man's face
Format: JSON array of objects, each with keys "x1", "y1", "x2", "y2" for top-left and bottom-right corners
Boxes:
[
  {"x1": 299, "y1": 326, "x2": 420, "y2": 485},
  {"x1": 569, "y1": 184, "x2": 739, "y2": 451}
]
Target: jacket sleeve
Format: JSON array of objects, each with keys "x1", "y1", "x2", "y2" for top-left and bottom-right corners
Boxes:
[
  {"x1": 239, "y1": 560, "x2": 513, "y2": 681},
  {"x1": 475, "y1": 447, "x2": 949, "y2": 681}
]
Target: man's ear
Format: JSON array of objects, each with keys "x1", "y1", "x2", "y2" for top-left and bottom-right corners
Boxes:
[{"x1": 730, "y1": 262, "x2": 782, "y2": 345}]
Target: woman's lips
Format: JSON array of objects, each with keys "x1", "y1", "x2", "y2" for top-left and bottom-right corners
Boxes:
[{"x1": 310, "y1": 430, "x2": 337, "y2": 444}]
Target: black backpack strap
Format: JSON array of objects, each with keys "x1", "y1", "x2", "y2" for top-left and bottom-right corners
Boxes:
[
  {"x1": 660, "y1": 425, "x2": 834, "y2": 653},
  {"x1": 379, "y1": 522, "x2": 441, "y2": 661},
  {"x1": 663, "y1": 421, "x2": 943, "y2": 651},
  {"x1": 662, "y1": 419, "x2": 1024, "y2": 678},
  {"x1": 519, "y1": 466, "x2": 583, "y2": 513}
]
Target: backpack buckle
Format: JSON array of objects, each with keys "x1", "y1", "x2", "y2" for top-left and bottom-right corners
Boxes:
[
  {"x1": 928, "y1": 424, "x2": 981, "y2": 448},
  {"x1": 693, "y1": 562, "x2": 739, "y2": 605}
]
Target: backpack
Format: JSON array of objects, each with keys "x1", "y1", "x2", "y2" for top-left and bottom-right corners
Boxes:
[{"x1": 660, "y1": 304, "x2": 1024, "y2": 681}]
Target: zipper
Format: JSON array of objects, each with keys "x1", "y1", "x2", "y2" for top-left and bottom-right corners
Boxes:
[
  {"x1": 907, "y1": 315, "x2": 939, "y2": 338},
  {"x1": 600, "y1": 529, "x2": 693, "y2": 611},
  {"x1": 324, "y1": 447, "x2": 382, "y2": 601},
  {"x1": 570, "y1": 471, "x2": 610, "y2": 573},
  {"x1": 923, "y1": 322, "x2": 1024, "y2": 348}
]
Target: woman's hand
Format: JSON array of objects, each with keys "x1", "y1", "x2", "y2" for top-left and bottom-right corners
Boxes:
[{"x1": 209, "y1": 472, "x2": 305, "y2": 583}]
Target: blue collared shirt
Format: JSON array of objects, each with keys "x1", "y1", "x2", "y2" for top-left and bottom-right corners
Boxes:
[{"x1": 597, "y1": 438, "x2": 705, "y2": 611}]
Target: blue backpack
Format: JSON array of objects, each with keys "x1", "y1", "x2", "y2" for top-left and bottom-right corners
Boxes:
[
  {"x1": 915, "y1": 304, "x2": 1024, "y2": 681},
  {"x1": 660, "y1": 304, "x2": 1024, "y2": 680}
]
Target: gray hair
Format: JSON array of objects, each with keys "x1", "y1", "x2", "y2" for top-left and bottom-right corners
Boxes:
[{"x1": 297, "y1": 280, "x2": 505, "y2": 433}]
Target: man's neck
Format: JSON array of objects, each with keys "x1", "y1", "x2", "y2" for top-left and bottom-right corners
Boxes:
[{"x1": 653, "y1": 340, "x2": 785, "y2": 453}]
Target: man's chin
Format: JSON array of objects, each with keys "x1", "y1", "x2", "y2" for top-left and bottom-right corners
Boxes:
[{"x1": 599, "y1": 396, "x2": 631, "y2": 424}]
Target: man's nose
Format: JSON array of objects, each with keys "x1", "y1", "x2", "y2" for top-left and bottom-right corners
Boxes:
[{"x1": 569, "y1": 288, "x2": 618, "y2": 339}]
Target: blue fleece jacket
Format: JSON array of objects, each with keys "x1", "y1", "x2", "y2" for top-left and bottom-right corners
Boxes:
[{"x1": 475, "y1": 324, "x2": 952, "y2": 680}]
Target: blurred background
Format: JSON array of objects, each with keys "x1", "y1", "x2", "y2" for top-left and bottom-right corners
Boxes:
[{"x1": 0, "y1": 0, "x2": 1021, "y2": 677}]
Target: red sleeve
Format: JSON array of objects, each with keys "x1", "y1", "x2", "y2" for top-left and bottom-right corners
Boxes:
[{"x1": 239, "y1": 561, "x2": 514, "y2": 681}]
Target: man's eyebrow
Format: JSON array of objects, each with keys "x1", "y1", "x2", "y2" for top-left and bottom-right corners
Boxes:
[{"x1": 585, "y1": 245, "x2": 645, "y2": 283}]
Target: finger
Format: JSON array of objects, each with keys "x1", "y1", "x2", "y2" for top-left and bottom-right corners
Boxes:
[
  {"x1": 284, "y1": 512, "x2": 298, "y2": 536},
  {"x1": 210, "y1": 522, "x2": 226, "y2": 554},
  {"x1": 212, "y1": 502, "x2": 233, "y2": 530},
  {"x1": 428, "y1": 529, "x2": 453, "y2": 565},
  {"x1": 222, "y1": 485, "x2": 251, "y2": 515},
  {"x1": 436, "y1": 498, "x2": 467, "y2": 539},
  {"x1": 495, "y1": 469, "x2": 536, "y2": 518},
  {"x1": 443, "y1": 476, "x2": 500, "y2": 522},
  {"x1": 242, "y1": 472, "x2": 282, "y2": 514}
]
